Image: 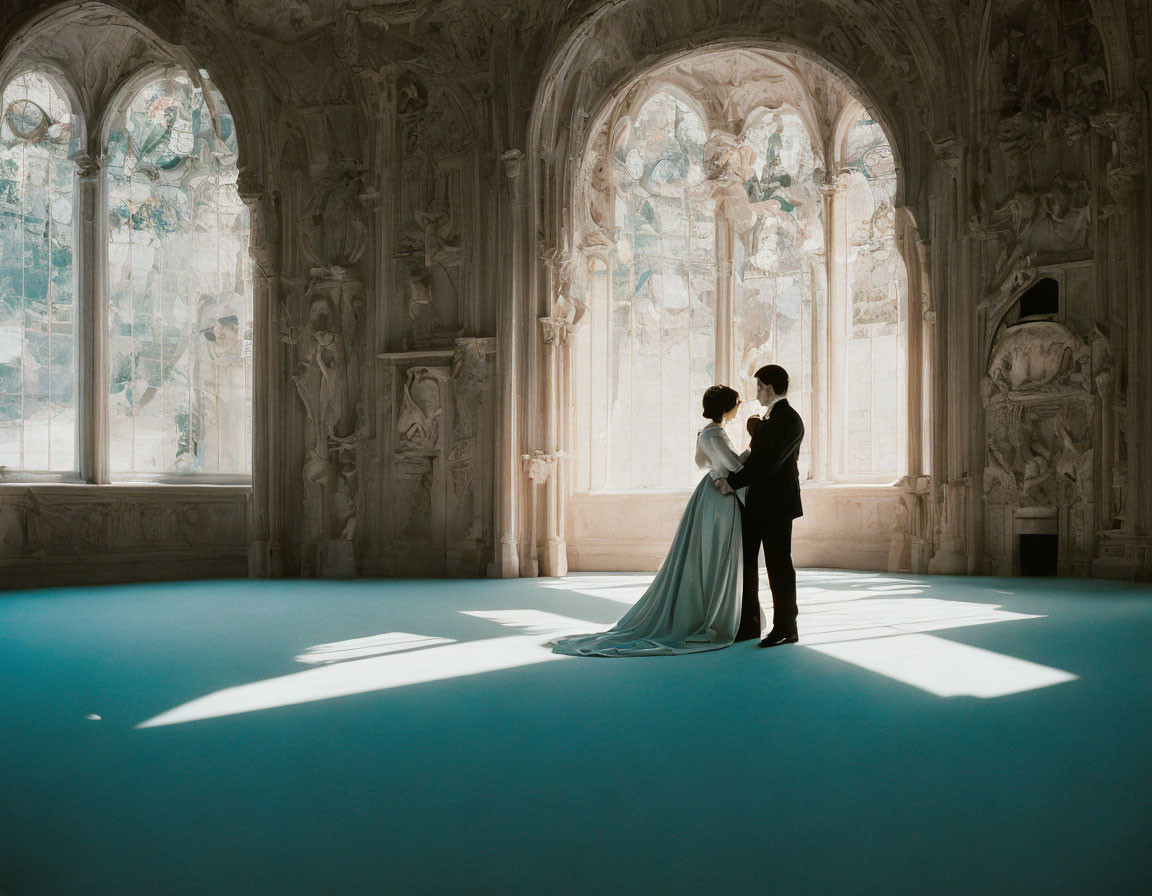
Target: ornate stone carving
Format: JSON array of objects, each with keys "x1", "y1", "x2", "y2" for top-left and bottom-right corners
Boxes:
[
  {"x1": 521, "y1": 450, "x2": 565, "y2": 485},
  {"x1": 982, "y1": 321, "x2": 1105, "y2": 574},
  {"x1": 448, "y1": 338, "x2": 492, "y2": 497},
  {"x1": 302, "y1": 173, "x2": 370, "y2": 271},
  {"x1": 986, "y1": 321, "x2": 1089, "y2": 395},
  {"x1": 285, "y1": 170, "x2": 369, "y2": 576},
  {"x1": 397, "y1": 367, "x2": 444, "y2": 458}
]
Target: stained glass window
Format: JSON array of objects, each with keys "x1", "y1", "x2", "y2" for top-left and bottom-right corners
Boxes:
[
  {"x1": 0, "y1": 73, "x2": 76, "y2": 471},
  {"x1": 842, "y1": 115, "x2": 903, "y2": 477},
  {"x1": 603, "y1": 92, "x2": 716, "y2": 489},
  {"x1": 732, "y1": 111, "x2": 823, "y2": 480},
  {"x1": 576, "y1": 83, "x2": 908, "y2": 493},
  {"x1": 105, "y1": 73, "x2": 251, "y2": 476}
]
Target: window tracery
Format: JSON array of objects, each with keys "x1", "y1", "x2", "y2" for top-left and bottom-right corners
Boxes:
[
  {"x1": 0, "y1": 61, "x2": 251, "y2": 482},
  {"x1": 576, "y1": 57, "x2": 909, "y2": 492}
]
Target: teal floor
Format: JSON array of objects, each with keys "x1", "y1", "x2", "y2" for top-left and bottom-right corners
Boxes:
[{"x1": 2, "y1": 571, "x2": 1151, "y2": 895}]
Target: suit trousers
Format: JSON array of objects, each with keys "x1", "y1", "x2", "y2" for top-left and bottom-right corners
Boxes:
[{"x1": 741, "y1": 515, "x2": 797, "y2": 634}]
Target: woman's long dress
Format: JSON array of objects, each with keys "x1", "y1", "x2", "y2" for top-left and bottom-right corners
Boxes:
[{"x1": 551, "y1": 426, "x2": 749, "y2": 656}]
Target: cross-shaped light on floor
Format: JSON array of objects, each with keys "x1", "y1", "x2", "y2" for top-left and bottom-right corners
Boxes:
[
  {"x1": 136, "y1": 573, "x2": 1075, "y2": 728},
  {"x1": 542, "y1": 572, "x2": 1078, "y2": 698}
]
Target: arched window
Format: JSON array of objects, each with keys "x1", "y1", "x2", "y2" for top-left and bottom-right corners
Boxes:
[
  {"x1": 574, "y1": 62, "x2": 911, "y2": 497},
  {"x1": 840, "y1": 113, "x2": 904, "y2": 479},
  {"x1": 0, "y1": 72, "x2": 76, "y2": 471},
  {"x1": 105, "y1": 72, "x2": 251, "y2": 476}
]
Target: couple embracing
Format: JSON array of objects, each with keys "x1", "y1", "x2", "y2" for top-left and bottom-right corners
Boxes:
[{"x1": 553, "y1": 364, "x2": 804, "y2": 657}]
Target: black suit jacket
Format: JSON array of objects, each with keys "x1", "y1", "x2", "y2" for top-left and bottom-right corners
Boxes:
[{"x1": 725, "y1": 398, "x2": 804, "y2": 525}]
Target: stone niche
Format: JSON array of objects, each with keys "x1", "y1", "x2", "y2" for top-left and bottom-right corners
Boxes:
[
  {"x1": 982, "y1": 313, "x2": 1106, "y2": 576},
  {"x1": 372, "y1": 338, "x2": 496, "y2": 577}
]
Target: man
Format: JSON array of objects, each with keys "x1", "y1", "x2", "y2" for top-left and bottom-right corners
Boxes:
[{"x1": 714, "y1": 364, "x2": 804, "y2": 648}]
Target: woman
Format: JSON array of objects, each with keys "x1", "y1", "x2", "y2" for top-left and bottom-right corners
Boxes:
[{"x1": 551, "y1": 385, "x2": 750, "y2": 656}]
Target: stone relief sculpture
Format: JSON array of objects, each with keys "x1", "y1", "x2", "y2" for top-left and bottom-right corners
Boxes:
[
  {"x1": 404, "y1": 265, "x2": 460, "y2": 349},
  {"x1": 449, "y1": 338, "x2": 491, "y2": 497},
  {"x1": 397, "y1": 367, "x2": 443, "y2": 458},
  {"x1": 416, "y1": 203, "x2": 461, "y2": 268},
  {"x1": 287, "y1": 170, "x2": 369, "y2": 576},
  {"x1": 986, "y1": 321, "x2": 1085, "y2": 394},
  {"x1": 982, "y1": 319, "x2": 1106, "y2": 574}
]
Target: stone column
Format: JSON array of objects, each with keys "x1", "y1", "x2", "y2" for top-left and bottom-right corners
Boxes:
[
  {"x1": 238, "y1": 176, "x2": 282, "y2": 576},
  {"x1": 490, "y1": 150, "x2": 524, "y2": 577},
  {"x1": 539, "y1": 315, "x2": 573, "y2": 576},
  {"x1": 520, "y1": 449, "x2": 563, "y2": 577},
  {"x1": 820, "y1": 178, "x2": 848, "y2": 480},
  {"x1": 714, "y1": 207, "x2": 734, "y2": 387}
]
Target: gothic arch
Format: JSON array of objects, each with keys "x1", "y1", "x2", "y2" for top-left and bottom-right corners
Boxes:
[
  {"x1": 518, "y1": 28, "x2": 934, "y2": 575},
  {"x1": 0, "y1": 1, "x2": 266, "y2": 188}
]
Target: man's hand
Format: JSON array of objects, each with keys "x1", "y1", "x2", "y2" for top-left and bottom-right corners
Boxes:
[{"x1": 715, "y1": 478, "x2": 734, "y2": 496}]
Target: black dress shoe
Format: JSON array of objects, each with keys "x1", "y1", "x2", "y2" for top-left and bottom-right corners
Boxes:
[
  {"x1": 758, "y1": 630, "x2": 799, "y2": 648},
  {"x1": 733, "y1": 630, "x2": 761, "y2": 642}
]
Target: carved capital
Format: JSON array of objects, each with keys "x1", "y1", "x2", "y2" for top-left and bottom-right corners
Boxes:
[
  {"x1": 73, "y1": 154, "x2": 101, "y2": 178},
  {"x1": 501, "y1": 149, "x2": 524, "y2": 179},
  {"x1": 235, "y1": 168, "x2": 262, "y2": 204},
  {"x1": 521, "y1": 450, "x2": 565, "y2": 485},
  {"x1": 818, "y1": 180, "x2": 843, "y2": 199},
  {"x1": 540, "y1": 316, "x2": 575, "y2": 346}
]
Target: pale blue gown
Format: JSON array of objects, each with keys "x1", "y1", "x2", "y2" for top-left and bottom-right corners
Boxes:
[{"x1": 551, "y1": 426, "x2": 749, "y2": 656}]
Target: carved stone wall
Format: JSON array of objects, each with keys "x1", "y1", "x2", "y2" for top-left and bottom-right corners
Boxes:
[
  {"x1": 0, "y1": 486, "x2": 247, "y2": 585},
  {"x1": 981, "y1": 316, "x2": 1104, "y2": 575},
  {"x1": 374, "y1": 338, "x2": 496, "y2": 576},
  {"x1": 0, "y1": 0, "x2": 1147, "y2": 584}
]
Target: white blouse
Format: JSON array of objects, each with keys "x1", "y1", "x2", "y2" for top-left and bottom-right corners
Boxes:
[{"x1": 695, "y1": 425, "x2": 749, "y2": 480}]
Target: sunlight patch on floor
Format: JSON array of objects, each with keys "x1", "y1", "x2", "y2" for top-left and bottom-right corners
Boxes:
[
  {"x1": 810, "y1": 634, "x2": 1077, "y2": 697},
  {"x1": 137, "y1": 634, "x2": 573, "y2": 729},
  {"x1": 459, "y1": 610, "x2": 598, "y2": 637},
  {"x1": 295, "y1": 632, "x2": 454, "y2": 664},
  {"x1": 539, "y1": 575, "x2": 653, "y2": 604},
  {"x1": 136, "y1": 572, "x2": 1079, "y2": 728}
]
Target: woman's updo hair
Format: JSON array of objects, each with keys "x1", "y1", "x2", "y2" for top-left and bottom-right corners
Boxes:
[{"x1": 702, "y1": 385, "x2": 739, "y2": 423}]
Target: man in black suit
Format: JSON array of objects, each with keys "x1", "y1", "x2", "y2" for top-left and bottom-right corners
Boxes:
[{"x1": 714, "y1": 364, "x2": 804, "y2": 648}]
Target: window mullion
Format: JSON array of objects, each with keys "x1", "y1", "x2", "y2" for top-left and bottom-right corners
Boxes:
[
  {"x1": 75, "y1": 156, "x2": 109, "y2": 484},
  {"x1": 715, "y1": 205, "x2": 733, "y2": 390},
  {"x1": 824, "y1": 180, "x2": 848, "y2": 482}
]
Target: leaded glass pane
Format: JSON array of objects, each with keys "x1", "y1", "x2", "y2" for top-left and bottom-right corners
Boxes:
[
  {"x1": 0, "y1": 72, "x2": 76, "y2": 471},
  {"x1": 843, "y1": 116, "x2": 902, "y2": 477},
  {"x1": 604, "y1": 93, "x2": 716, "y2": 490},
  {"x1": 105, "y1": 74, "x2": 251, "y2": 475},
  {"x1": 732, "y1": 111, "x2": 822, "y2": 480}
]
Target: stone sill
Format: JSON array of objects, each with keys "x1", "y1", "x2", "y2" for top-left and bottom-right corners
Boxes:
[
  {"x1": 574, "y1": 481, "x2": 904, "y2": 499},
  {"x1": 0, "y1": 482, "x2": 251, "y2": 497}
]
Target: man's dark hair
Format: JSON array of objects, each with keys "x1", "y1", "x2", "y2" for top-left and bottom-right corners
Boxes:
[
  {"x1": 755, "y1": 364, "x2": 789, "y2": 395},
  {"x1": 702, "y1": 384, "x2": 739, "y2": 422}
]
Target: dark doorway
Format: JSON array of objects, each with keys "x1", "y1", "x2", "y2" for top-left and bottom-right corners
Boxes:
[
  {"x1": 1019, "y1": 534, "x2": 1059, "y2": 576},
  {"x1": 1018, "y1": 277, "x2": 1059, "y2": 317}
]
